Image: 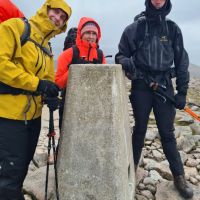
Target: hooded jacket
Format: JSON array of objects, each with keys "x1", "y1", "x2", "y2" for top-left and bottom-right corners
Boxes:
[
  {"x1": 56, "y1": 17, "x2": 106, "y2": 89},
  {"x1": 0, "y1": 0, "x2": 72, "y2": 120},
  {"x1": 145, "y1": 0, "x2": 171, "y2": 23},
  {"x1": 0, "y1": 0, "x2": 24, "y2": 23},
  {"x1": 115, "y1": 0, "x2": 189, "y2": 95}
]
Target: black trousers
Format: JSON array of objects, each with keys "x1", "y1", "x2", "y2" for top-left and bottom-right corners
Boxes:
[
  {"x1": 130, "y1": 85, "x2": 184, "y2": 176},
  {"x1": 0, "y1": 117, "x2": 41, "y2": 200}
]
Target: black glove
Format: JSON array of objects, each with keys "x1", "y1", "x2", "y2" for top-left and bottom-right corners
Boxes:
[
  {"x1": 119, "y1": 57, "x2": 137, "y2": 80},
  {"x1": 77, "y1": 58, "x2": 92, "y2": 64},
  {"x1": 44, "y1": 97, "x2": 60, "y2": 111},
  {"x1": 37, "y1": 80, "x2": 59, "y2": 97},
  {"x1": 174, "y1": 93, "x2": 186, "y2": 110}
]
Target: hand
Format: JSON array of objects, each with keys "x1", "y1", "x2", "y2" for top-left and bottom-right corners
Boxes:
[
  {"x1": 37, "y1": 80, "x2": 59, "y2": 97},
  {"x1": 44, "y1": 97, "x2": 60, "y2": 111},
  {"x1": 78, "y1": 58, "x2": 91, "y2": 64},
  {"x1": 174, "y1": 93, "x2": 186, "y2": 110}
]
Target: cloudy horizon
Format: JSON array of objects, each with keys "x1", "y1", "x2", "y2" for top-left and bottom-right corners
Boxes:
[{"x1": 13, "y1": 0, "x2": 200, "y2": 66}]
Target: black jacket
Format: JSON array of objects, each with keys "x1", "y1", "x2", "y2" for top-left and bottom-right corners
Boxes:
[{"x1": 115, "y1": 0, "x2": 189, "y2": 95}]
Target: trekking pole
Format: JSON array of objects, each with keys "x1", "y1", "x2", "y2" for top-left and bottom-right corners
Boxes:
[
  {"x1": 45, "y1": 129, "x2": 51, "y2": 200},
  {"x1": 45, "y1": 109, "x2": 60, "y2": 200},
  {"x1": 105, "y1": 55, "x2": 112, "y2": 58},
  {"x1": 150, "y1": 82, "x2": 200, "y2": 123}
]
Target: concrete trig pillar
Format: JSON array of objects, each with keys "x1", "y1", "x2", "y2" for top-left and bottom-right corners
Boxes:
[{"x1": 56, "y1": 64, "x2": 135, "y2": 200}]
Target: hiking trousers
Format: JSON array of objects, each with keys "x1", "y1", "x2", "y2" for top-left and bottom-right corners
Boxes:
[
  {"x1": 130, "y1": 85, "x2": 184, "y2": 176},
  {"x1": 0, "y1": 117, "x2": 41, "y2": 200}
]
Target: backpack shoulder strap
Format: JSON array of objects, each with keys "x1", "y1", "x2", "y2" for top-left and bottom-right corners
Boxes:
[
  {"x1": 165, "y1": 18, "x2": 175, "y2": 42},
  {"x1": 97, "y1": 48, "x2": 103, "y2": 63},
  {"x1": 71, "y1": 45, "x2": 80, "y2": 64},
  {"x1": 20, "y1": 18, "x2": 30, "y2": 46},
  {"x1": 71, "y1": 45, "x2": 103, "y2": 64},
  {"x1": 20, "y1": 18, "x2": 52, "y2": 57},
  {"x1": 135, "y1": 17, "x2": 148, "y2": 49}
]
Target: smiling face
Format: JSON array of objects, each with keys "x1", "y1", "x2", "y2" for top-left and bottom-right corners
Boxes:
[
  {"x1": 81, "y1": 31, "x2": 97, "y2": 44},
  {"x1": 48, "y1": 8, "x2": 68, "y2": 28},
  {"x1": 151, "y1": 0, "x2": 166, "y2": 9}
]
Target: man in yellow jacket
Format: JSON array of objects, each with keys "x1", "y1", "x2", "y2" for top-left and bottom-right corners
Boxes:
[{"x1": 0, "y1": 0, "x2": 72, "y2": 199}]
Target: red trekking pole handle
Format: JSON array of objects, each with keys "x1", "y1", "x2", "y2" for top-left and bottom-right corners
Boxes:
[{"x1": 184, "y1": 107, "x2": 200, "y2": 122}]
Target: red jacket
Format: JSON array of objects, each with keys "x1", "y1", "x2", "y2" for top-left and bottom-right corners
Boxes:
[
  {"x1": 0, "y1": 0, "x2": 24, "y2": 23},
  {"x1": 56, "y1": 17, "x2": 106, "y2": 89}
]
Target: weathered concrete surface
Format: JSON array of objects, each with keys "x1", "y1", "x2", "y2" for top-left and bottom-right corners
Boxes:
[{"x1": 56, "y1": 64, "x2": 135, "y2": 200}]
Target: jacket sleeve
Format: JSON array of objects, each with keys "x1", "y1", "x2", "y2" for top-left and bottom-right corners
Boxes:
[
  {"x1": 115, "y1": 23, "x2": 137, "y2": 76},
  {"x1": 55, "y1": 48, "x2": 73, "y2": 89},
  {"x1": 0, "y1": 19, "x2": 39, "y2": 91},
  {"x1": 173, "y1": 24, "x2": 189, "y2": 95}
]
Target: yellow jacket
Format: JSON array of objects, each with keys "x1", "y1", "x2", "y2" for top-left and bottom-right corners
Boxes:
[{"x1": 0, "y1": 0, "x2": 72, "y2": 120}]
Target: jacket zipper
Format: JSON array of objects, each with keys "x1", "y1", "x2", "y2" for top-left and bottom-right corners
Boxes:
[
  {"x1": 154, "y1": 36, "x2": 157, "y2": 70},
  {"x1": 35, "y1": 52, "x2": 39, "y2": 68},
  {"x1": 87, "y1": 45, "x2": 92, "y2": 60},
  {"x1": 35, "y1": 50, "x2": 44, "y2": 75},
  {"x1": 41, "y1": 31, "x2": 54, "y2": 46},
  {"x1": 148, "y1": 43, "x2": 151, "y2": 67},
  {"x1": 30, "y1": 46, "x2": 45, "y2": 120}
]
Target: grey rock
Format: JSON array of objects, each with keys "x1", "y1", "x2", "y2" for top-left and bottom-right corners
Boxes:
[
  {"x1": 33, "y1": 152, "x2": 47, "y2": 168},
  {"x1": 136, "y1": 167, "x2": 148, "y2": 185},
  {"x1": 144, "y1": 159, "x2": 172, "y2": 181},
  {"x1": 184, "y1": 166, "x2": 198, "y2": 177},
  {"x1": 195, "y1": 175, "x2": 200, "y2": 181},
  {"x1": 186, "y1": 158, "x2": 199, "y2": 167},
  {"x1": 143, "y1": 177, "x2": 157, "y2": 186},
  {"x1": 145, "y1": 184, "x2": 157, "y2": 195},
  {"x1": 24, "y1": 194, "x2": 33, "y2": 200},
  {"x1": 146, "y1": 129, "x2": 158, "y2": 141},
  {"x1": 140, "y1": 190, "x2": 154, "y2": 200},
  {"x1": 189, "y1": 177, "x2": 199, "y2": 185},
  {"x1": 152, "y1": 142, "x2": 161, "y2": 149},
  {"x1": 156, "y1": 181, "x2": 200, "y2": 200},
  {"x1": 138, "y1": 183, "x2": 146, "y2": 190},
  {"x1": 149, "y1": 170, "x2": 163, "y2": 182},
  {"x1": 176, "y1": 115, "x2": 194, "y2": 125},
  {"x1": 143, "y1": 158, "x2": 157, "y2": 168},
  {"x1": 193, "y1": 153, "x2": 200, "y2": 159},
  {"x1": 152, "y1": 150, "x2": 163, "y2": 162},
  {"x1": 179, "y1": 151, "x2": 188, "y2": 164},
  {"x1": 135, "y1": 194, "x2": 148, "y2": 200},
  {"x1": 177, "y1": 135, "x2": 196, "y2": 153},
  {"x1": 23, "y1": 166, "x2": 55, "y2": 200},
  {"x1": 190, "y1": 122, "x2": 200, "y2": 135},
  {"x1": 175, "y1": 126, "x2": 192, "y2": 137}
]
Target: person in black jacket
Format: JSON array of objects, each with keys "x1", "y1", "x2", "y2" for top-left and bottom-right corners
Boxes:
[{"x1": 115, "y1": 0, "x2": 193, "y2": 198}]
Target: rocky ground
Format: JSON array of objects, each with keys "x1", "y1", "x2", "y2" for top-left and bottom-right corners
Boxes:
[
  {"x1": 23, "y1": 76, "x2": 200, "y2": 200},
  {"x1": 129, "y1": 77, "x2": 200, "y2": 200}
]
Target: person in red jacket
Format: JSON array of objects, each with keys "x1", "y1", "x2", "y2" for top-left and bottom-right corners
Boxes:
[
  {"x1": 0, "y1": 0, "x2": 24, "y2": 23},
  {"x1": 56, "y1": 17, "x2": 106, "y2": 130}
]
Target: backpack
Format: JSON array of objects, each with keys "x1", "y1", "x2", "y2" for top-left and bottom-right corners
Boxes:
[
  {"x1": 63, "y1": 27, "x2": 103, "y2": 64},
  {"x1": 63, "y1": 27, "x2": 77, "y2": 51},
  {"x1": 0, "y1": 18, "x2": 52, "y2": 95},
  {"x1": 20, "y1": 18, "x2": 52, "y2": 56}
]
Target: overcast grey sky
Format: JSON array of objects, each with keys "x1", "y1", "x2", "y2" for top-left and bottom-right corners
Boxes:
[{"x1": 13, "y1": 0, "x2": 200, "y2": 66}]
